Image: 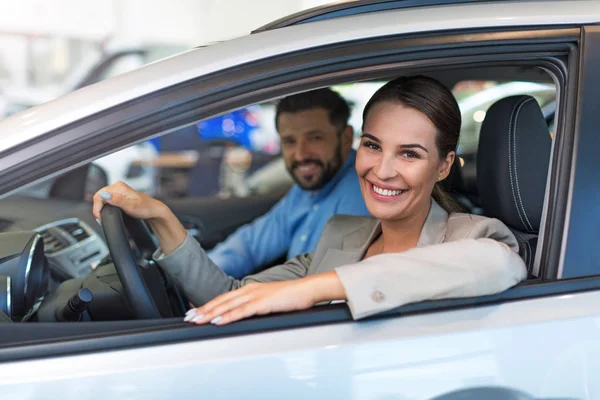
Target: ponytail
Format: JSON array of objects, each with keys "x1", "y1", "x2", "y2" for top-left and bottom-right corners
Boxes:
[{"x1": 432, "y1": 183, "x2": 463, "y2": 214}]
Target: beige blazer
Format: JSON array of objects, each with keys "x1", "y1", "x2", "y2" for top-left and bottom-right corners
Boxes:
[{"x1": 155, "y1": 199, "x2": 527, "y2": 319}]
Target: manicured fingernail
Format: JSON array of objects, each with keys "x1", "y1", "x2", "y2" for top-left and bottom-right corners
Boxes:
[
  {"x1": 190, "y1": 314, "x2": 204, "y2": 323},
  {"x1": 95, "y1": 218, "x2": 101, "y2": 225},
  {"x1": 185, "y1": 308, "x2": 197, "y2": 316},
  {"x1": 184, "y1": 313, "x2": 199, "y2": 322},
  {"x1": 210, "y1": 316, "x2": 222, "y2": 324},
  {"x1": 99, "y1": 191, "x2": 112, "y2": 201}
]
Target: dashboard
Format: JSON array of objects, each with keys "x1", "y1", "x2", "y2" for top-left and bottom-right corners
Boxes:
[
  {"x1": 0, "y1": 194, "x2": 202, "y2": 323},
  {"x1": 35, "y1": 218, "x2": 109, "y2": 279},
  {"x1": 0, "y1": 195, "x2": 111, "y2": 321}
]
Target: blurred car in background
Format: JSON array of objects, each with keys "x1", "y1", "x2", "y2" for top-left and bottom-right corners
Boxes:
[
  {"x1": 0, "y1": 45, "x2": 188, "y2": 117},
  {"x1": 5, "y1": 45, "x2": 186, "y2": 196}
]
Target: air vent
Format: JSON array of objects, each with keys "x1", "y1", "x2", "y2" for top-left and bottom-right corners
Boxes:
[
  {"x1": 61, "y1": 223, "x2": 89, "y2": 242},
  {"x1": 37, "y1": 220, "x2": 90, "y2": 254},
  {"x1": 39, "y1": 229, "x2": 67, "y2": 254}
]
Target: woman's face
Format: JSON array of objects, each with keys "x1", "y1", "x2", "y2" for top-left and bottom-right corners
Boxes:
[{"x1": 356, "y1": 101, "x2": 454, "y2": 222}]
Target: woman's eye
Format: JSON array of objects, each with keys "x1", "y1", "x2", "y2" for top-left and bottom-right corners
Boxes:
[
  {"x1": 361, "y1": 140, "x2": 380, "y2": 151},
  {"x1": 400, "y1": 150, "x2": 420, "y2": 159}
]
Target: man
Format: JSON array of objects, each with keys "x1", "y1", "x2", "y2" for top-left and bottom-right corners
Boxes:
[{"x1": 208, "y1": 88, "x2": 369, "y2": 278}]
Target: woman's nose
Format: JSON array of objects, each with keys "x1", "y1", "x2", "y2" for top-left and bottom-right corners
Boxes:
[{"x1": 373, "y1": 155, "x2": 398, "y2": 180}]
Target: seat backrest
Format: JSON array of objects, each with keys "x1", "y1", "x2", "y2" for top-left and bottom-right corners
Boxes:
[{"x1": 477, "y1": 95, "x2": 552, "y2": 275}]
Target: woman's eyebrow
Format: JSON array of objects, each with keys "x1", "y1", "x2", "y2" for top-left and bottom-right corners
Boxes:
[
  {"x1": 399, "y1": 143, "x2": 428, "y2": 153},
  {"x1": 361, "y1": 133, "x2": 380, "y2": 142},
  {"x1": 362, "y1": 133, "x2": 429, "y2": 153}
]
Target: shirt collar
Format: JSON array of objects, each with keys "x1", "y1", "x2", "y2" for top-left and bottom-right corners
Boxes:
[{"x1": 311, "y1": 149, "x2": 357, "y2": 201}]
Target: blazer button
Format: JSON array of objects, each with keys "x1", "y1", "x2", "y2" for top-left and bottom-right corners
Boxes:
[{"x1": 371, "y1": 290, "x2": 385, "y2": 303}]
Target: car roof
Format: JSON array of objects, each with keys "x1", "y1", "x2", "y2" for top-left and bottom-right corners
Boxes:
[
  {"x1": 253, "y1": 0, "x2": 488, "y2": 33},
  {"x1": 0, "y1": 0, "x2": 597, "y2": 154}
]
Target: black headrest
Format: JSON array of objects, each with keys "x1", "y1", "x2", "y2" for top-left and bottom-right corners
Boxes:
[
  {"x1": 49, "y1": 164, "x2": 108, "y2": 202},
  {"x1": 477, "y1": 95, "x2": 551, "y2": 233}
]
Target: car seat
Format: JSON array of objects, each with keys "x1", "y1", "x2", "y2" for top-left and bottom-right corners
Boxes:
[
  {"x1": 49, "y1": 164, "x2": 108, "y2": 202},
  {"x1": 477, "y1": 95, "x2": 552, "y2": 277}
]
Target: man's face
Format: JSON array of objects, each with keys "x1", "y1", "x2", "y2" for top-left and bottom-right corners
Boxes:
[{"x1": 278, "y1": 108, "x2": 351, "y2": 191}]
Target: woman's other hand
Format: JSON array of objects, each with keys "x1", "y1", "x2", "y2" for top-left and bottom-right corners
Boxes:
[{"x1": 184, "y1": 271, "x2": 347, "y2": 326}]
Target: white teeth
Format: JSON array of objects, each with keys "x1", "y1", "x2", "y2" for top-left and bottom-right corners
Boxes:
[{"x1": 372, "y1": 184, "x2": 404, "y2": 197}]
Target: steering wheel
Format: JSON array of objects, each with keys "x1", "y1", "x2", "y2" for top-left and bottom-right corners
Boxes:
[{"x1": 100, "y1": 204, "x2": 162, "y2": 319}]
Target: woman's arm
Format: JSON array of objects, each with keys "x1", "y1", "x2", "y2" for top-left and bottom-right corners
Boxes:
[
  {"x1": 335, "y1": 217, "x2": 527, "y2": 320},
  {"x1": 186, "y1": 236, "x2": 525, "y2": 325},
  {"x1": 155, "y1": 232, "x2": 317, "y2": 307},
  {"x1": 185, "y1": 270, "x2": 347, "y2": 325},
  {"x1": 92, "y1": 182, "x2": 328, "y2": 312}
]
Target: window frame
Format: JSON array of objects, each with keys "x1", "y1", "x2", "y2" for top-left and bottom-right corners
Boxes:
[
  {"x1": 0, "y1": 25, "x2": 591, "y2": 361},
  {"x1": 558, "y1": 25, "x2": 600, "y2": 279}
]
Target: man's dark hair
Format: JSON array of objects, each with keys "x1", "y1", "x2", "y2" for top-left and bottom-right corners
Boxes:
[{"x1": 275, "y1": 88, "x2": 350, "y2": 132}]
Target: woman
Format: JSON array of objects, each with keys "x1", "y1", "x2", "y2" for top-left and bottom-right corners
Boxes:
[{"x1": 93, "y1": 76, "x2": 526, "y2": 325}]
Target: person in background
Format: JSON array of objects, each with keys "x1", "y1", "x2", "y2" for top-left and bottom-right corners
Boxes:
[{"x1": 204, "y1": 88, "x2": 370, "y2": 277}]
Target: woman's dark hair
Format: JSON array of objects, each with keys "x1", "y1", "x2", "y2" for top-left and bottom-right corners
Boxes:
[
  {"x1": 275, "y1": 88, "x2": 350, "y2": 132},
  {"x1": 362, "y1": 75, "x2": 462, "y2": 213}
]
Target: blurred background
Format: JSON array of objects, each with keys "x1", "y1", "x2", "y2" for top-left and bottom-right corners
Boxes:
[
  {"x1": 0, "y1": 0, "x2": 330, "y2": 117},
  {"x1": 2, "y1": 0, "x2": 556, "y2": 202},
  {"x1": 0, "y1": 0, "x2": 334, "y2": 199}
]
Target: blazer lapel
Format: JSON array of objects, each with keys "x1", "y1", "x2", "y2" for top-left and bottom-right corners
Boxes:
[
  {"x1": 417, "y1": 199, "x2": 449, "y2": 247},
  {"x1": 310, "y1": 198, "x2": 448, "y2": 274},
  {"x1": 312, "y1": 218, "x2": 381, "y2": 274}
]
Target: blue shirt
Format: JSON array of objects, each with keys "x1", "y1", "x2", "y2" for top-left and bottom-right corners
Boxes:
[{"x1": 208, "y1": 150, "x2": 369, "y2": 278}]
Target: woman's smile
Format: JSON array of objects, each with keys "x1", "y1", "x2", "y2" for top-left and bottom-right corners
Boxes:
[{"x1": 368, "y1": 180, "x2": 409, "y2": 202}]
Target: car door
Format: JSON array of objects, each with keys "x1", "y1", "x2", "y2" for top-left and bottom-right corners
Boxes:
[{"x1": 1, "y1": 4, "x2": 600, "y2": 399}]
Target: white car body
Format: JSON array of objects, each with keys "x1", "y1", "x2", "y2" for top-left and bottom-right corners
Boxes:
[{"x1": 0, "y1": 1, "x2": 598, "y2": 399}]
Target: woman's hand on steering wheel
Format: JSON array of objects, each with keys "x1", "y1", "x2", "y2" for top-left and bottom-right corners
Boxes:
[
  {"x1": 93, "y1": 181, "x2": 187, "y2": 256},
  {"x1": 92, "y1": 181, "x2": 168, "y2": 222}
]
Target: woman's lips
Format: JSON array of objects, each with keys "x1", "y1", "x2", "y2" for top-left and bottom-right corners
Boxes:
[{"x1": 368, "y1": 182, "x2": 408, "y2": 202}]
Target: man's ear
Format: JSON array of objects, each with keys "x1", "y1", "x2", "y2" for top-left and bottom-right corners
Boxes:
[
  {"x1": 341, "y1": 125, "x2": 354, "y2": 152},
  {"x1": 439, "y1": 151, "x2": 456, "y2": 180}
]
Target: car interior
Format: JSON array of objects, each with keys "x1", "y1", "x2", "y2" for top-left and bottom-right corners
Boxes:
[{"x1": 0, "y1": 62, "x2": 558, "y2": 345}]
